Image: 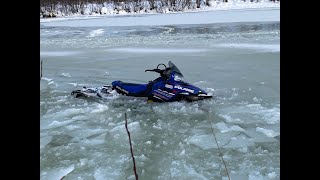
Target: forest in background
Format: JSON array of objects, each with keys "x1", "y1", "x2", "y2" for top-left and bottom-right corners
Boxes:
[{"x1": 40, "y1": 0, "x2": 279, "y2": 18}]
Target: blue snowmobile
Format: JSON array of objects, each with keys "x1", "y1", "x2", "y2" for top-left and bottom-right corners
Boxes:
[{"x1": 71, "y1": 61, "x2": 212, "y2": 102}]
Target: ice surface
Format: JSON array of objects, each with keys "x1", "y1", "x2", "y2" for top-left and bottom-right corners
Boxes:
[
  {"x1": 218, "y1": 103, "x2": 280, "y2": 124},
  {"x1": 105, "y1": 48, "x2": 208, "y2": 53},
  {"x1": 170, "y1": 160, "x2": 208, "y2": 180},
  {"x1": 185, "y1": 130, "x2": 252, "y2": 150},
  {"x1": 68, "y1": 83, "x2": 78, "y2": 87},
  {"x1": 40, "y1": 51, "x2": 82, "y2": 57},
  {"x1": 83, "y1": 132, "x2": 107, "y2": 145},
  {"x1": 41, "y1": 108, "x2": 90, "y2": 129},
  {"x1": 216, "y1": 122, "x2": 245, "y2": 133},
  {"x1": 222, "y1": 134, "x2": 255, "y2": 149},
  {"x1": 215, "y1": 43, "x2": 280, "y2": 52},
  {"x1": 87, "y1": 29, "x2": 105, "y2": 37},
  {"x1": 219, "y1": 114, "x2": 244, "y2": 123},
  {"x1": 40, "y1": 136, "x2": 52, "y2": 149},
  {"x1": 109, "y1": 121, "x2": 141, "y2": 139},
  {"x1": 90, "y1": 104, "x2": 109, "y2": 113},
  {"x1": 65, "y1": 124, "x2": 80, "y2": 130},
  {"x1": 248, "y1": 171, "x2": 264, "y2": 180},
  {"x1": 48, "y1": 120, "x2": 74, "y2": 128},
  {"x1": 41, "y1": 77, "x2": 53, "y2": 82},
  {"x1": 60, "y1": 73, "x2": 71, "y2": 77},
  {"x1": 185, "y1": 134, "x2": 217, "y2": 150},
  {"x1": 267, "y1": 172, "x2": 277, "y2": 178},
  {"x1": 256, "y1": 127, "x2": 280, "y2": 138},
  {"x1": 41, "y1": 165, "x2": 74, "y2": 180},
  {"x1": 94, "y1": 166, "x2": 121, "y2": 180},
  {"x1": 244, "y1": 128, "x2": 278, "y2": 143}
]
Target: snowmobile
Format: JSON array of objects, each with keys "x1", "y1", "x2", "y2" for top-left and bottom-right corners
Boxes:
[{"x1": 71, "y1": 61, "x2": 212, "y2": 102}]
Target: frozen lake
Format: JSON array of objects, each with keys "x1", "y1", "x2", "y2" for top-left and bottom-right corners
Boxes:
[{"x1": 40, "y1": 8, "x2": 280, "y2": 180}]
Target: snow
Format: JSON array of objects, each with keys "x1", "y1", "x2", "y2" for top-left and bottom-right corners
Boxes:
[
  {"x1": 80, "y1": 158, "x2": 88, "y2": 166},
  {"x1": 256, "y1": 127, "x2": 280, "y2": 137},
  {"x1": 60, "y1": 73, "x2": 71, "y2": 77},
  {"x1": 40, "y1": 51, "x2": 82, "y2": 57},
  {"x1": 48, "y1": 120, "x2": 73, "y2": 127},
  {"x1": 267, "y1": 172, "x2": 277, "y2": 178},
  {"x1": 216, "y1": 122, "x2": 245, "y2": 133},
  {"x1": 215, "y1": 43, "x2": 280, "y2": 52},
  {"x1": 41, "y1": 77, "x2": 53, "y2": 82},
  {"x1": 91, "y1": 104, "x2": 109, "y2": 113},
  {"x1": 87, "y1": 29, "x2": 105, "y2": 37},
  {"x1": 65, "y1": 124, "x2": 80, "y2": 130},
  {"x1": 105, "y1": 48, "x2": 208, "y2": 54},
  {"x1": 101, "y1": 4, "x2": 115, "y2": 15}
]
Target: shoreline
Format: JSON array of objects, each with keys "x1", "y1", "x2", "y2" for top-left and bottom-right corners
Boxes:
[
  {"x1": 41, "y1": 7, "x2": 280, "y2": 27},
  {"x1": 40, "y1": 1, "x2": 280, "y2": 22}
]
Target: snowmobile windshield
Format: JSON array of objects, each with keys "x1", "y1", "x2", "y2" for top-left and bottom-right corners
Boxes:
[
  {"x1": 168, "y1": 61, "x2": 183, "y2": 76},
  {"x1": 168, "y1": 61, "x2": 185, "y2": 82}
]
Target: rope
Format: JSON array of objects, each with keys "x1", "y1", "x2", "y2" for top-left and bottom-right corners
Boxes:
[
  {"x1": 207, "y1": 111, "x2": 231, "y2": 180},
  {"x1": 124, "y1": 113, "x2": 139, "y2": 180}
]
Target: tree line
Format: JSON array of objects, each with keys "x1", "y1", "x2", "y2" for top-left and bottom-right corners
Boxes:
[{"x1": 40, "y1": 0, "x2": 278, "y2": 18}]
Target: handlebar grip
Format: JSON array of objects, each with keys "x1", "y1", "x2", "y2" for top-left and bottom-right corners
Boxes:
[{"x1": 145, "y1": 69, "x2": 163, "y2": 74}]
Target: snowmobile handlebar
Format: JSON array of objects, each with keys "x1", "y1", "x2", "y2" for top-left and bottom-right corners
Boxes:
[
  {"x1": 145, "y1": 69, "x2": 163, "y2": 73},
  {"x1": 145, "y1": 63, "x2": 168, "y2": 73},
  {"x1": 145, "y1": 63, "x2": 171, "y2": 79}
]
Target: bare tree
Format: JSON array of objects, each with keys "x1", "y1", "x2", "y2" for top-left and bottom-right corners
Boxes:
[{"x1": 41, "y1": 0, "x2": 266, "y2": 17}]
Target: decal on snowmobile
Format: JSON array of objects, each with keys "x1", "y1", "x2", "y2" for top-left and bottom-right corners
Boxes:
[
  {"x1": 115, "y1": 86, "x2": 129, "y2": 94},
  {"x1": 153, "y1": 89, "x2": 174, "y2": 99},
  {"x1": 153, "y1": 95, "x2": 163, "y2": 100},
  {"x1": 174, "y1": 85, "x2": 195, "y2": 93},
  {"x1": 165, "y1": 84, "x2": 173, "y2": 89},
  {"x1": 152, "y1": 93, "x2": 169, "y2": 100}
]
